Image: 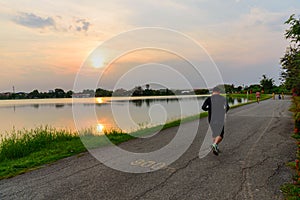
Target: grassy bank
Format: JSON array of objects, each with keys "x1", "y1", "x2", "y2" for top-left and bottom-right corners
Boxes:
[
  {"x1": 281, "y1": 96, "x2": 300, "y2": 199},
  {"x1": 0, "y1": 94, "x2": 269, "y2": 179},
  {"x1": 226, "y1": 93, "x2": 271, "y2": 101},
  {"x1": 0, "y1": 127, "x2": 85, "y2": 179}
]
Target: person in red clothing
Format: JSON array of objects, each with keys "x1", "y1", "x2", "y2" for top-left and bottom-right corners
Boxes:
[
  {"x1": 256, "y1": 91, "x2": 261, "y2": 103},
  {"x1": 202, "y1": 86, "x2": 229, "y2": 156}
]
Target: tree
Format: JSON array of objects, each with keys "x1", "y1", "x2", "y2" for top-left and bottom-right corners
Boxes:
[
  {"x1": 28, "y1": 89, "x2": 40, "y2": 99},
  {"x1": 66, "y1": 90, "x2": 73, "y2": 98},
  {"x1": 54, "y1": 88, "x2": 66, "y2": 98},
  {"x1": 280, "y1": 14, "x2": 300, "y2": 95},
  {"x1": 95, "y1": 88, "x2": 112, "y2": 97},
  {"x1": 285, "y1": 14, "x2": 300, "y2": 43},
  {"x1": 224, "y1": 84, "x2": 234, "y2": 93},
  {"x1": 145, "y1": 84, "x2": 150, "y2": 90},
  {"x1": 194, "y1": 89, "x2": 209, "y2": 95},
  {"x1": 260, "y1": 74, "x2": 274, "y2": 93},
  {"x1": 143, "y1": 84, "x2": 154, "y2": 96},
  {"x1": 132, "y1": 86, "x2": 143, "y2": 96},
  {"x1": 236, "y1": 86, "x2": 243, "y2": 92},
  {"x1": 245, "y1": 84, "x2": 261, "y2": 93}
]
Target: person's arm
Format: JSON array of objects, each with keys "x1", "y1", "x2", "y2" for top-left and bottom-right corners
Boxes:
[
  {"x1": 202, "y1": 97, "x2": 210, "y2": 111},
  {"x1": 225, "y1": 101, "x2": 230, "y2": 112}
]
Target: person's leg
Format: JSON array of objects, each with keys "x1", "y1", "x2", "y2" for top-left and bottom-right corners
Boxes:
[
  {"x1": 214, "y1": 136, "x2": 223, "y2": 144},
  {"x1": 211, "y1": 125, "x2": 224, "y2": 155},
  {"x1": 214, "y1": 126, "x2": 224, "y2": 144}
]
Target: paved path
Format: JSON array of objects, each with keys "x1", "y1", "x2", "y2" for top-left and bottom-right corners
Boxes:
[{"x1": 0, "y1": 98, "x2": 296, "y2": 200}]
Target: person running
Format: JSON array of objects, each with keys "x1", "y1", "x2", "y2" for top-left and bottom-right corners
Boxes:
[
  {"x1": 202, "y1": 86, "x2": 230, "y2": 156},
  {"x1": 256, "y1": 91, "x2": 261, "y2": 103}
]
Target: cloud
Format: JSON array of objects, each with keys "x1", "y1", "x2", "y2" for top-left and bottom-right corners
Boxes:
[
  {"x1": 74, "y1": 19, "x2": 91, "y2": 32},
  {"x1": 13, "y1": 12, "x2": 55, "y2": 29},
  {"x1": 239, "y1": 7, "x2": 288, "y2": 31},
  {"x1": 13, "y1": 12, "x2": 91, "y2": 34}
]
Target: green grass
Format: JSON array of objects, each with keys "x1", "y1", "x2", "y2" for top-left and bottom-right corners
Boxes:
[
  {"x1": 0, "y1": 127, "x2": 79, "y2": 161},
  {"x1": 129, "y1": 112, "x2": 208, "y2": 138},
  {"x1": 281, "y1": 184, "x2": 300, "y2": 200},
  {"x1": 0, "y1": 95, "x2": 270, "y2": 179},
  {"x1": 0, "y1": 127, "x2": 86, "y2": 179},
  {"x1": 281, "y1": 96, "x2": 300, "y2": 199},
  {"x1": 226, "y1": 93, "x2": 271, "y2": 101},
  {"x1": 80, "y1": 128, "x2": 136, "y2": 148}
]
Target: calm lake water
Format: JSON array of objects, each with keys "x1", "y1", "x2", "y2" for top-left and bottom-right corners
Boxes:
[{"x1": 0, "y1": 95, "x2": 247, "y2": 136}]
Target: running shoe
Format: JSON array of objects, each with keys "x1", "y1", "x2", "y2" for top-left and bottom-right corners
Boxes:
[{"x1": 212, "y1": 144, "x2": 219, "y2": 156}]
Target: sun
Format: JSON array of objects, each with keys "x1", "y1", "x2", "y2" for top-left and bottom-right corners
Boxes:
[
  {"x1": 91, "y1": 56, "x2": 105, "y2": 68},
  {"x1": 96, "y1": 123, "x2": 105, "y2": 133}
]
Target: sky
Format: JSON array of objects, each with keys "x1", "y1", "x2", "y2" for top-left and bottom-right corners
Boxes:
[{"x1": 1, "y1": 0, "x2": 300, "y2": 92}]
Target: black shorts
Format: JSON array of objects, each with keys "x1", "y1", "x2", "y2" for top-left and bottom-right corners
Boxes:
[{"x1": 210, "y1": 124, "x2": 225, "y2": 138}]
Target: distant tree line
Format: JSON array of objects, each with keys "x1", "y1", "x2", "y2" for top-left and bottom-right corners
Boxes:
[
  {"x1": 131, "y1": 85, "x2": 176, "y2": 96},
  {"x1": 222, "y1": 74, "x2": 288, "y2": 94},
  {"x1": 0, "y1": 86, "x2": 211, "y2": 100},
  {"x1": 1, "y1": 77, "x2": 289, "y2": 100},
  {"x1": 0, "y1": 88, "x2": 74, "y2": 100},
  {"x1": 130, "y1": 84, "x2": 209, "y2": 96}
]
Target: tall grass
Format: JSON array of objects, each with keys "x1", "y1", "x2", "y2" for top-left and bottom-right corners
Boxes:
[{"x1": 0, "y1": 126, "x2": 80, "y2": 161}]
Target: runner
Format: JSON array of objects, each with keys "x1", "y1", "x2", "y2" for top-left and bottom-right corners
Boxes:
[
  {"x1": 202, "y1": 86, "x2": 230, "y2": 156},
  {"x1": 256, "y1": 91, "x2": 261, "y2": 103}
]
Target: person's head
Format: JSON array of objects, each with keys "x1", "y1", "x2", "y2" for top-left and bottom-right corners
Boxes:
[{"x1": 212, "y1": 86, "x2": 221, "y2": 94}]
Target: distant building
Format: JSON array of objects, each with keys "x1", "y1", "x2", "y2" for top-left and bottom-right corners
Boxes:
[
  {"x1": 113, "y1": 88, "x2": 128, "y2": 96},
  {"x1": 181, "y1": 90, "x2": 192, "y2": 94},
  {"x1": 3, "y1": 92, "x2": 11, "y2": 97},
  {"x1": 72, "y1": 93, "x2": 91, "y2": 98}
]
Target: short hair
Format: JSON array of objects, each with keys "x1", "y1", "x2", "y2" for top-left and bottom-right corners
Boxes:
[{"x1": 212, "y1": 86, "x2": 221, "y2": 92}]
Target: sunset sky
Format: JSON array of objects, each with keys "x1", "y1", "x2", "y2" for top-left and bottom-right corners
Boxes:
[{"x1": 1, "y1": 0, "x2": 300, "y2": 92}]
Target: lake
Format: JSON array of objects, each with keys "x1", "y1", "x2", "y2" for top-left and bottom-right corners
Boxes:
[{"x1": 0, "y1": 95, "x2": 247, "y2": 136}]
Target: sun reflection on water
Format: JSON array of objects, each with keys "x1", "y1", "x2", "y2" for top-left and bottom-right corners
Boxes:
[
  {"x1": 96, "y1": 123, "x2": 105, "y2": 133},
  {"x1": 96, "y1": 97, "x2": 104, "y2": 104}
]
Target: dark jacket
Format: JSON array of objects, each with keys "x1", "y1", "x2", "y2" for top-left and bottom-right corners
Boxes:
[{"x1": 202, "y1": 94, "x2": 229, "y2": 123}]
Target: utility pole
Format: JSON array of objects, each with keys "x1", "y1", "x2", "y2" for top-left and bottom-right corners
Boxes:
[{"x1": 12, "y1": 86, "x2": 15, "y2": 99}]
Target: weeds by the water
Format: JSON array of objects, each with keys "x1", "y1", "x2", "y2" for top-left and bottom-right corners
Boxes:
[
  {"x1": 0, "y1": 126, "x2": 86, "y2": 179},
  {"x1": 0, "y1": 126, "x2": 79, "y2": 161}
]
